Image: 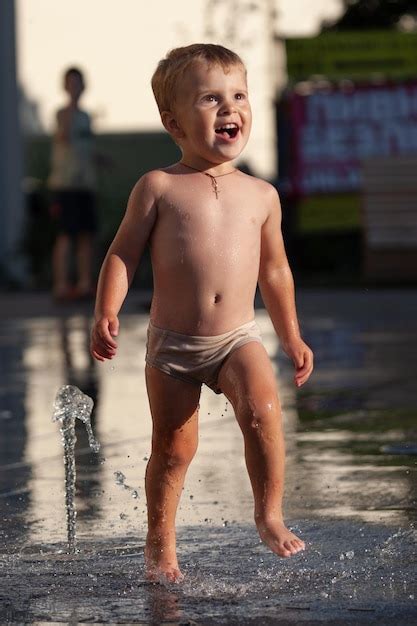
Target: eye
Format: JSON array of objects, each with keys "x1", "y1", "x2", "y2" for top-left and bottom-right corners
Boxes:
[
  {"x1": 235, "y1": 93, "x2": 246, "y2": 101},
  {"x1": 203, "y1": 94, "x2": 218, "y2": 103}
]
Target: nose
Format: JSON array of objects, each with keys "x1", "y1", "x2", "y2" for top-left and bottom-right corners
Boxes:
[{"x1": 219, "y1": 97, "x2": 236, "y2": 116}]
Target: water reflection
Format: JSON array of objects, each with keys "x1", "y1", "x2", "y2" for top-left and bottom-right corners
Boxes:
[
  {"x1": 292, "y1": 292, "x2": 417, "y2": 525},
  {"x1": 0, "y1": 320, "x2": 31, "y2": 552},
  {"x1": 0, "y1": 290, "x2": 416, "y2": 623},
  {"x1": 1, "y1": 293, "x2": 416, "y2": 548},
  {"x1": 144, "y1": 584, "x2": 182, "y2": 623}
]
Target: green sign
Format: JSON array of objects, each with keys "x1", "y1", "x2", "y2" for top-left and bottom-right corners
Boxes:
[{"x1": 286, "y1": 31, "x2": 417, "y2": 81}]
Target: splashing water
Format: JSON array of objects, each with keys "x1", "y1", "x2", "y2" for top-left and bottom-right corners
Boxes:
[
  {"x1": 114, "y1": 470, "x2": 140, "y2": 499},
  {"x1": 52, "y1": 385, "x2": 100, "y2": 554},
  {"x1": 114, "y1": 470, "x2": 127, "y2": 487}
]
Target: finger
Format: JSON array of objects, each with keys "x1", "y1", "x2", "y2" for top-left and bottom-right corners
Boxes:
[
  {"x1": 296, "y1": 372, "x2": 311, "y2": 387},
  {"x1": 95, "y1": 341, "x2": 117, "y2": 359},
  {"x1": 108, "y1": 318, "x2": 119, "y2": 337},
  {"x1": 292, "y1": 352, "x2": 304, "y2": 369},
  {"x1": 298, "y1": 349, "x2": 313, "y2": 371},
  {"x1": 95, "y1": 346, "x2": 116, "y2": 360},
  {"x1": 295, "y1": 352, "x2": 313, "y2": 386},
  {"x1": 91, "y1": 333, "x2": 111, "y2": 356},
  {"x1": 293, "y1": 352, "x2": 307, "y2": 376},
  {"x1": 97, "y1": 322, "x2": 118, "y2": 348},
  {"x1": 99, "y1": 329, "x2": 117, "y2": 349},
  {"x1": 91, "y1": 334, "x2": 117, "y2": 359},
  {"x1": 295, "y1": 363, "x2": 313, "y2": 386},
  {"x1": 92, "y1": 344, "x2": 117, "y2": 361},
  {"x1": 91, "y1": 349, "x2": 105, "y2": 362},
  {"x1": 295, "y1": 361, "x2": 311, "y2": 380}
]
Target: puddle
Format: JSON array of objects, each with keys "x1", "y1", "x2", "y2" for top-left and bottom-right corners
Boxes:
[
  {"x1": 0, "y1": 290, "x2": 416, "y2": 622},
  {"x1": 0, "y1": 523, "x2": 416, "y2": 623}
]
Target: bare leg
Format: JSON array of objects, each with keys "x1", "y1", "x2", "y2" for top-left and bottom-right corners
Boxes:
[
  {"x1": 75, "y1": 232, "x2": 94, "y2": 294},
  {"x1": 145, "y1": 365, "x2": 201, "y2": 582},
  {"x1": 218, "y1": 342, "x2": 305, "y2": 558},
  {"x1": 52, "y1": 234, "x2": 71, "y2": 298}
]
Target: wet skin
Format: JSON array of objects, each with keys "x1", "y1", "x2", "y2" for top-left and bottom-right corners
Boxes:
[{"x1": 91, "y1": 61, "x2": 313, "y2": 582}]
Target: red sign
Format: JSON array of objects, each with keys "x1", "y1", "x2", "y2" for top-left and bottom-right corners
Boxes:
[{"x1": 289, "y1": 82, "x2": 417, "y2": 194}]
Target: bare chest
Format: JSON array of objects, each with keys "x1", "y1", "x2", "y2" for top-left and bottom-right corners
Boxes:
[{"x1": 153, "y1": 182, "x2": 265, "y2": 251}]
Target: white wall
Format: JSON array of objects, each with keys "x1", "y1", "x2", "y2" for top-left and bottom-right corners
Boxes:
[{"x1": 16, "y1": 0, "x2": 342, "y2": 179}]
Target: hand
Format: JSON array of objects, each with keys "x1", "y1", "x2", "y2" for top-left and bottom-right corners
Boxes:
[
  {"x1": 281, "y1": 337, "x2": 313, "y2": 387},
  {"x1": 91, "y1": 316, "x2": 119, "y2": 362}
]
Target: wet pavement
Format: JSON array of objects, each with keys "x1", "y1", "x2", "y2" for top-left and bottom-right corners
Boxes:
[{"x1": 0, "y1": 288, "x2": 416, "y2": 624}]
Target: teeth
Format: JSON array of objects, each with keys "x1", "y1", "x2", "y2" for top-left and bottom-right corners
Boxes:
[{"x1": 216, "y1": 123, "x2": 238, "y2": 130}]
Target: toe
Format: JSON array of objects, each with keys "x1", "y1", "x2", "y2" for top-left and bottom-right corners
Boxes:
[
  {"x1": 278, "y1": 543, "x2": 292, "y2": 557},
  {"x1": 284, "y1": 540, "x2": 297, "y2": 555},
  {"x1": 283, "y1": 541, "x2": 295, "y2": 556},
  {"x1": 170, "y1": 568, "x2": 184, "y2": 583},
  {"x1": 145, "y1": 570, "x2": 159, "y2": 583},
  {"x1": 174, "y1": 569, "x2": 185, "y2": 583}
]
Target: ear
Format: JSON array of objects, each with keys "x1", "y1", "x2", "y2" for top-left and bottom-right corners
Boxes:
[{"x1": 161, "y1": 111, "x2": 185, "y2": 140}]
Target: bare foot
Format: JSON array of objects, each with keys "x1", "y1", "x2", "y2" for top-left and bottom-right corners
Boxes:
[
  {"x1": 145, "y1": 533, "x2": 184, "y2": 583},
  {"x1": 256, "y1": 518, "x2": 305, "y2": 557}
]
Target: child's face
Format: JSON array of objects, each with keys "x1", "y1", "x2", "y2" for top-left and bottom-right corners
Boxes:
[
  {"x1": 64, "y1": 73, "x2": 84, "y2": 101},
  {"x1": 168, "y1": 61, "x2": 251, "y2": 165}
]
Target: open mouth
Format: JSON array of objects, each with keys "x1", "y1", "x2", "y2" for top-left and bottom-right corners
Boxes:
[{"x1": 215, "y1": 123, "x2": 239, "y2": 139}]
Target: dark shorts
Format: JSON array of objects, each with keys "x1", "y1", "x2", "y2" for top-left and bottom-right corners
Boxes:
[{"x1": 50, "y1": 190, "x2": 97, "y2": 236}]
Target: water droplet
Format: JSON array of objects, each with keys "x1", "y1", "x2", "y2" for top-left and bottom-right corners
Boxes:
[{"x1": 114, "y1": 471, "x2": 126, "y2": 486}]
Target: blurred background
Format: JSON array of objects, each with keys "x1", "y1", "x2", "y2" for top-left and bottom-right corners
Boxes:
[{"x1": 1, "y1": 0, "x2": 417, "y2": 290}]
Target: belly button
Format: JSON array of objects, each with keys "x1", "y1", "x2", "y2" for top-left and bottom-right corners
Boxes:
[{"x1": 214, "y1": 293, "x2": 222, "y2": 304}]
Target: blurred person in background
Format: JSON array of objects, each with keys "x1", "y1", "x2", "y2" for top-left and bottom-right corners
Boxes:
[{"x1": 48, "y1": 67, "x2": 97, "y2": 301}]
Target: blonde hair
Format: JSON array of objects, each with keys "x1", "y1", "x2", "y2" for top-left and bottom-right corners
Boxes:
[{"x1": 151, "y1": 43, "x2": 245, "y2": 114}]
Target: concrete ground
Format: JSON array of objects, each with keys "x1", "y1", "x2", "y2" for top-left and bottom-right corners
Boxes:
[{"x1": 0, "y1": 288, "x2": 416, "y2": 624}]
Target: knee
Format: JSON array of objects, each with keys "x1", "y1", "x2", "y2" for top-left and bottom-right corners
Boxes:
[
  {"x1": 152, "y1": 431, "x2": 198, "y2": 468},
  {"x1": 239, "y1": 397, "x2": 282, "y2": 436}
]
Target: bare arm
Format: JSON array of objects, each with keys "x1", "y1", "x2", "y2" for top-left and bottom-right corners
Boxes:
[
  {"x1": 55, "y1": 107, "x2": 74, "y2": 143},
  {"x1": 258, "y1": 186, "x2": 313, "y2": 386},
  {"x1": 91, "y1": 173, "x2": 159, "y2": 361}
]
